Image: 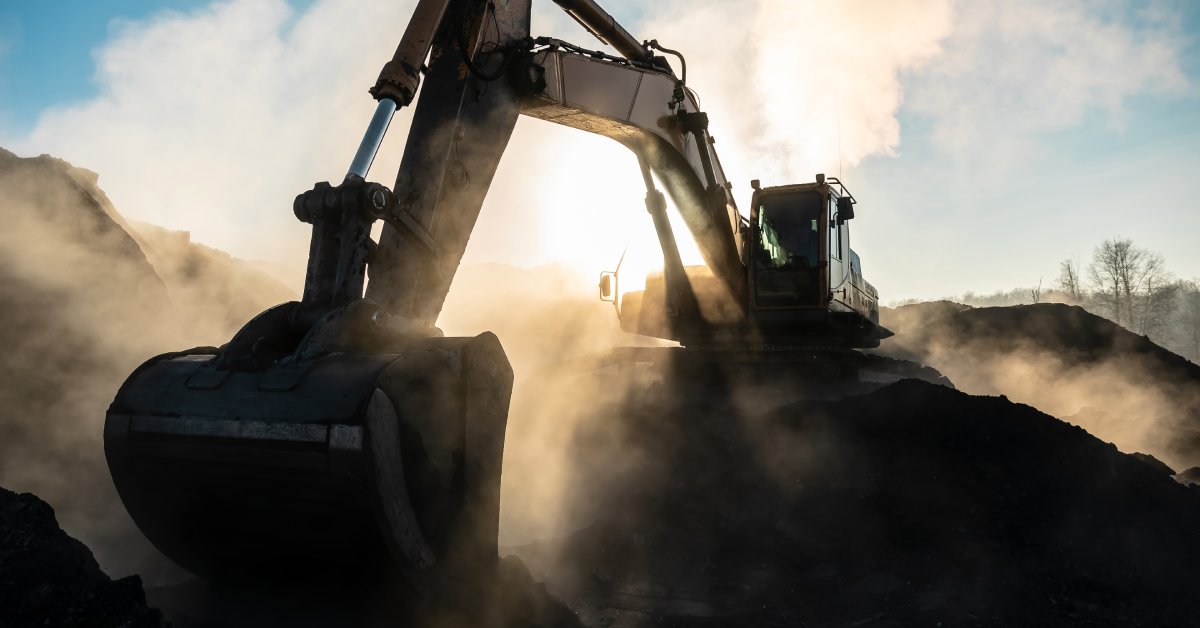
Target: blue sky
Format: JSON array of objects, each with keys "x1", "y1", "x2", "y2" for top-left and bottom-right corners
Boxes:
[
  {"x1": 1, "y1": 2, "x2": 206, "y2": 132},
  {"x1": 0, "y1": 0, "x2": 319, "y2": 133},
  {"x1": 1, "y1": 0, "x2": 1199, "y2": 301}
]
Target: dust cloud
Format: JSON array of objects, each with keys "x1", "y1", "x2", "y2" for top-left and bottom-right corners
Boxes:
[
  {"x1": 0, "y1": 149, "x2": 297, "y2": 580},
  {"x1": 0, "y1": 141, "x2": 654, "y2": 585},
  {"x1": 438, "y1": 263, "x2": 664, "y2": 547},
  {"x1": 0, "y1": 142, "x2": 664, "y2": 586}
]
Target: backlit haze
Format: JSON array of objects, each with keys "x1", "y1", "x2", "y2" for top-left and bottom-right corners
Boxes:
[{"x1": 1, "y1": 0, "x2": 1198, "y2": 302}]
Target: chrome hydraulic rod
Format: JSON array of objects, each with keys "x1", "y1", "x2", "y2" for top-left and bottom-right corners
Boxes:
[
  {"x1": 350, "y1": 0, "x2": 455, "y2": 179},
  {"x1": 347, "y1": 99, "x2": 399, "y2": 179}
]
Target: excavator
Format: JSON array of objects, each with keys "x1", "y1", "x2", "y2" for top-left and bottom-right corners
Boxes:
[{"x1": 104, "y1": 0, "x2": 931, "y2": 598}]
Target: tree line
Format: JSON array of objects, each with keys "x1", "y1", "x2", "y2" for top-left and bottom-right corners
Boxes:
[
  {"x1": 937, "y1": 237, "x2": 1200, "y2": 362},
  {"x1": 1052, "y1": 238, "x2": 1200, "y2": 360}
]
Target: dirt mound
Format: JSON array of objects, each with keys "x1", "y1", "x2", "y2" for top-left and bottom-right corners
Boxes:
[
  {"x1": 879, "y1": 299, "x2": 972, "y2": 336},
  {"x1": 0, "y1": 486, "x2": 167, "y2": 628},
  {"x1": 890, "y1": 304, "x2": 1196, "y2": 367},
  {"x1": 879, "y1": 303, "x2": 1200, "y2": 470},
  {"x1": 130, "y1": 221, "x2": 296, "y2": 341},
  {"x1": 1177, "y1": 467, "x2": 1200, "y2": 487},
  {"x1": 515, "y1": 379, "x2": 1200, "y2": 627},
  {"x1": 0, "y1": 148, "x2": 172, "y2": 351},
  {"x1": 1129, "y1": 451, "x2": 1176, "y2": 476},
  {"x1": 0, "y1": 149, "x2": 294, "y2": 580},
  {"x1": 0, "y1": 149, "x2": 183, "y2": 581}
]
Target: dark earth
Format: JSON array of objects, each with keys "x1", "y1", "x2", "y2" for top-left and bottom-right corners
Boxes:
[
  {"x1": 0, "y1": 487, "x2": 167, "y2": 628},
  {"x1": 6, "y1": 378, "x2": 1200, "y2": 626},
  {"x1": 517, "y1": 378, "x2": 1200, "y2": 627}
]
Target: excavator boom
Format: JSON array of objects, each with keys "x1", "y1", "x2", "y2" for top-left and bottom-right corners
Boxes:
[{"x1": 365, "y1": 0, "x2": 746, "y2": 343}]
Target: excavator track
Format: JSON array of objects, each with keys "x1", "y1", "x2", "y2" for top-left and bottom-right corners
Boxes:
[
  {"x1": 571, "y1": 345, "x2": 952, "y2": 409},
  {"x1": 606, "y1": 345, "x2": 948, "y2": 382}
]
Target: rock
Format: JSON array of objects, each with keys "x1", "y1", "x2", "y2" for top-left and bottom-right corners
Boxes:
[{"x1": 0, "y1": 486, "x2": 167, "y2": 627}]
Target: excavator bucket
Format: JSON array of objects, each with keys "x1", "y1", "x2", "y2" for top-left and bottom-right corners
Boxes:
[
  {"x1": 101, "y1": 0, "x2": 533, "y2": 593},
  {"x1": 104, "y1": 330, "x2": 512, "y2": 587}
]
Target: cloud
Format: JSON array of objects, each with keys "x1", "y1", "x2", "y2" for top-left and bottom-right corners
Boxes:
[
  {"x1": 15, "y1": 0, "x2": 413, "y2": 265},
  {"x1": 10, "y1": 0, "x2": 956, "y2": 269},
  {"x1": 904, "y1": 0, "x2": 1188, "y2": 174},
  {"x1": 7, "y1": 0, "x2": 1190, "y2": 285},
  {"x1": 638, "y1": 0, "x2": 953, "y2": 189}
]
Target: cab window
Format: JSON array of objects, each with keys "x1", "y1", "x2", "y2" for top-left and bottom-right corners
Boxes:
[{"x1": 755, "y1": 191, "x2": 823, "y2": 306}]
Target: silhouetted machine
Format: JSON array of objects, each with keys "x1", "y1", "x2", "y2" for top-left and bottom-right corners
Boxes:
[{"x1": 105, "y1": 0, "x2": 893, "y2": 590}]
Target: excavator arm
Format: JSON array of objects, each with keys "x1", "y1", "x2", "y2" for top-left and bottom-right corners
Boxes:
[{"x1": 348, "y1": 0, "x2": 746, "y2": 339}]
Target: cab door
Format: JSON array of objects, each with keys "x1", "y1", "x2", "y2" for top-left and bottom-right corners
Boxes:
[
  {"x1": 749, "y1": 187, "x2": 826, "y2": 309},
  {"x1": 827, "y1": 191, "x2": 844, "y2": 296}
]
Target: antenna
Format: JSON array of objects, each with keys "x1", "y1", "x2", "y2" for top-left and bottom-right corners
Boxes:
[{"x1": 836, "y1": 89, "x2": 843, "y2": 179}]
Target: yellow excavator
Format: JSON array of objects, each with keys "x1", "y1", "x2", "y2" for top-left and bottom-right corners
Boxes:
[{"x1": 105, "y1": 0, "x2": 927, "y2": 593}]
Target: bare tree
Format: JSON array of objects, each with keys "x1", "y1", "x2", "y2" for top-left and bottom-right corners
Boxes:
[
  {"x1": 1088, "y1": 238, "x2": 1135, "y2": 325},
  {"x1": 1086, "y1": 237, "x2": 1174, "y2": 335},
  {"x1": 1134, "y1": 256, "x2": 1176, "y2": 339},
  {"x1": 1030, "y1": 276, "x2": 1043, "y2": 304},
  {"x1": 1057, "y1": 258, "x2": 1083, "y2": 303},
  {"x1": 1178, "y1": 280, "x2": 1200, "y2": 360}
]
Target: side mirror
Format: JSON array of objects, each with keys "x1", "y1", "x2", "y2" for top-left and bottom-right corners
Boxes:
[
  {"x1": 599, "y1": 271, "x2": 617, "y2": 302},
  {"x1": 837, "y1": 196, "x2": 855, "y2": 223}
]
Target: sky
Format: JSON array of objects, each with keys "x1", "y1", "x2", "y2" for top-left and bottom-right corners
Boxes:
[{"x1": 1, "y1": 0, "x2": 1198, "y2": 302}]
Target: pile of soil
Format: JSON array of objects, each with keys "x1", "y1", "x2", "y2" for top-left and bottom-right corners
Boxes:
[
  {"x1": 516, "y1": 379, "x2": 1200, "y2": 627},
  {"x1": 0, "y1": 149, "x2": 182, "y2": 582},
  {"x1": 130, "y1": 221, "x2": 297, "y2": 341},
  {"x1": 880, "y1": 300, "x2": 972, "y2": 336},
  {"x1": 0, "y1": 487, "x2": 166, "y2": 627},
  {"x1": 878, "y1": 303, "x2": 1200, "y2": 470},
  {"x1": 885, "y1": 303, "x2": 1200, "y2": 371},
  {"x1": 0, "y1": 148, "x2": 296, "y2": 581}
]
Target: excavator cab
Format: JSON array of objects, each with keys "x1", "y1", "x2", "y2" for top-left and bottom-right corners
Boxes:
[
  {"x1": 745, "y1": 175, "x2": 886, "y2": 346},
  {"x1": 614, "y1": 175, "x2": 889, "y2": 348}
]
